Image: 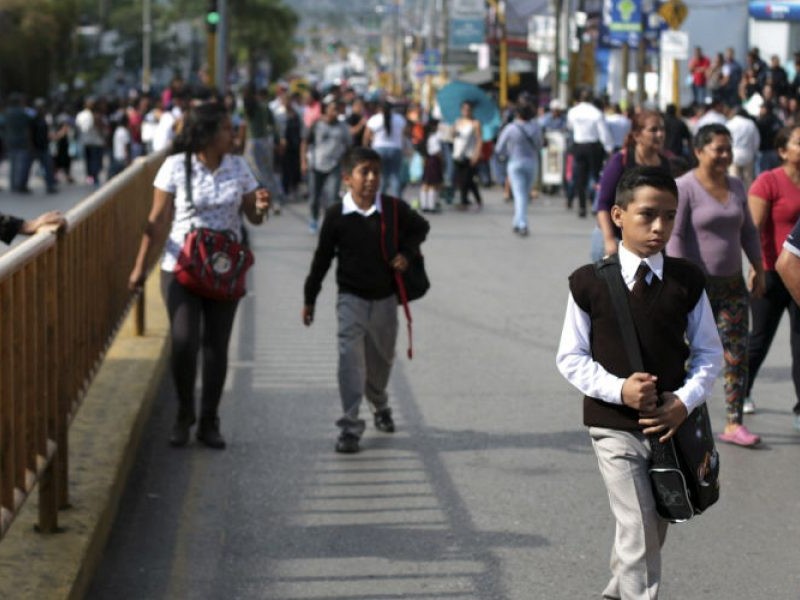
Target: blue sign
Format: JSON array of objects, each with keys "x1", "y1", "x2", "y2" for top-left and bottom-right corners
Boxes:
[
  {"x1": 414, "y1": 50, "x2": 442, "y2": 80},
  {"x1": 749, "y1": 1, "x2": 800, "y2": 21},
  {"x1": 605, "y1": 0, "x2": 643, "y2": 37},
  {"x1": 600, "y1": 0, "x2": 665, "y2": 48},
  {"x1": 422, "y1": 50, "x2": 441, "y2": 74},
  {"x1": 449, "y1": 17, "x2": 486, "y2": 49}
]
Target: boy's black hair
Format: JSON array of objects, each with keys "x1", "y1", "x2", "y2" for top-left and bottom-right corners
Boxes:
[
  {"x1": 341, "y1": 146, "x2": 381, "y2": 174},
  {"x1": 615, "y1": 165, "x2": 678, "y2": 209}
]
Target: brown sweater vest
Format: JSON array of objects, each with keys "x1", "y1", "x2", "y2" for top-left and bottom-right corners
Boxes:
[{"x1": 569, "y1": 256, "x2": 706, "y2": 430}]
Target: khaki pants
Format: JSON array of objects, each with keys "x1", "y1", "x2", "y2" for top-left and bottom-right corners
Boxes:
[{"x1": 590, "y1": 427, "x2": 669, "y2": 600}]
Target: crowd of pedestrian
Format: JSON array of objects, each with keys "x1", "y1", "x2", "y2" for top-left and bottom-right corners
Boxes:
[{"x1": 3, "y1": 48, "x2": 798, "y2": 598}]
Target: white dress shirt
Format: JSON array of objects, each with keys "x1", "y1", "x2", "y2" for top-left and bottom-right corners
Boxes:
[
  {"x1": 726, "y1": 114, "x2": 761, "y2": 167},
  {"x1": 566, "y1": 102, "x2": 614, "y2": 153},
  {"x1": 556, "y1": 243, "x2": 723, "y2": 415},
  {"x1": 342, "y1": 191, "x2": 381, "y2": 217}
]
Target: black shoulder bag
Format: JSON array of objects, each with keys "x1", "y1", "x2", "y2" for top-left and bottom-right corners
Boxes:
[
  {"x1": 595, "y1": 255, "x2": 720, "y2": 523},
  {"x1": 380, "y1": 196, "x2": 430, "y2": 359}
]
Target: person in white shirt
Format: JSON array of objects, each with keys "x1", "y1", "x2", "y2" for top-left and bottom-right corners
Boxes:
[
  {"x1": 566, "y1": 89, "x2": 614, "y2": 217},
  {"x1": 152, "y1": 92, "x2": 189, "y2": 153},
  {"x1": 363, "y1": 100, "x2": 407, "y2": 198},
  {"x1": 693, "y1": 98, "x2": 727, "y2": 134},
  {"x1": 108, "y1": 112, "x2": 131, "y2": 178},
  {"x1": 725, "y1": 106, "x2": 760, "y2": 189},
  {"x1": 557, "y1": 166, "x2": 722, "y2": 599},
  {"x1": 75, "y1": 97, "x2": 106, "y2": 185},
  {"x1": 605, "y1": 104, "x2": 631, "y2": 151}
]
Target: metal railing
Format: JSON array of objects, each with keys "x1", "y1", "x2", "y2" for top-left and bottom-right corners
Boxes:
[{"x1": 0, "y1": 153, "x2": 165, "y2": 540}]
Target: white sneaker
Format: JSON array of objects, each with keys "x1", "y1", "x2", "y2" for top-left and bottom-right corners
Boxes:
[{"x1": 743, "y1": 397, "x2": 756, "y2": 414}]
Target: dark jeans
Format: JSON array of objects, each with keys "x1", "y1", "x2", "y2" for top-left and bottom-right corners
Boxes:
[
  {"x1": 27, "y1": 149, "x2": 57, "y2": 190},
  {"x1": 161, "y1": 271, "x2": 240, "y2": 420},
  {"x1": 84, "y1": 144, "x2": 104, "y2": 182},
  {"x1": 8, "y1": 148, "x2": 31, "y2": 191},
  {"x1": 572, "y1": 142, "x2": 604, "y2": 214},
  {"x1": 310, "y1": 166, "x2": 341, "y2": 222},
  {"x1": 746, "y1": 270, "x2": 800, "y2": 413},
  {"x1": 691, "y1": 84, "x2": 707, "y2": 106}
]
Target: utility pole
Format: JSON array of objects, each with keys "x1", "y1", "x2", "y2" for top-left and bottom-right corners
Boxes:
[
  {"x1": 142, "y1": 0, "x2": 152, "y2": 93},
  {"x1": 393, "y1": 0, "x2": 402, "y2": 95},
  {"x1": 486, "y1": 0, "x2": 508, "y2": 109},
  {"x1": 557, "y1": 0, "x2": 570, "y2": 104}
]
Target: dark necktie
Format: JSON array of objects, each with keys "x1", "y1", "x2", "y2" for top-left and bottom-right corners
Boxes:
[{"x1": 631, "y1": 263, "x2": 651, "y2": 299}]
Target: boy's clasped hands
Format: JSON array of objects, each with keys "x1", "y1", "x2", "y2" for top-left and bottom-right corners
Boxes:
[{"x1": 621, "y1": 372, "x2": 688, "y2": 442}]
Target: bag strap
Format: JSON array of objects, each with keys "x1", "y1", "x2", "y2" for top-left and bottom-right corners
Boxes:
[
  {"x1": 594, "y1": 256, "x2": 677, "y2": 468},
  {"x1": 184, "y1": 152, "x2": 197, "y2": 217},
  {"x1": 379, "y1": 196, "x2": 414, "y2": 360},
  {"x1": 594, "y1": 256, "x2": 643, "y2": 372},
  {"x1": 514, "y1": 122, "x2": 539, "y2": 150}
]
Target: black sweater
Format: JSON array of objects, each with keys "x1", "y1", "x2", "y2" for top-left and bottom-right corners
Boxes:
[{"x1": 304, "y1": 199, "x2": 430, "y2": 306}]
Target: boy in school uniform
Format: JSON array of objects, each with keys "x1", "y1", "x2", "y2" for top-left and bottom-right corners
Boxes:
[
  {"x1": 556, "y1": 166, "x2": 723, "y2": 599},
  {"x1": 302, "y1": 146, "x2": 430, "y2": 454}
]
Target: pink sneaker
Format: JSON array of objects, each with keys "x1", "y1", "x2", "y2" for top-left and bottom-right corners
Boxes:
[{"x1": 718, "y1": 425, "x2": 761, "y2": 447}]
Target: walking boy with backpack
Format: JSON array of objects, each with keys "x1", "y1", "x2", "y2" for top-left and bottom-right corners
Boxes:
[
  {"x1": 303, "y1": 146, "x2": 430, "y2": 454},
  {"x1": 556, "y1": 166, "x2": 723, "y2": 598}
]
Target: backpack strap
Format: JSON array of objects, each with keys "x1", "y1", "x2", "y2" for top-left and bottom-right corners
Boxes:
[{"x1": 379, "y1": 196, "x2": 414, "y2": 359}]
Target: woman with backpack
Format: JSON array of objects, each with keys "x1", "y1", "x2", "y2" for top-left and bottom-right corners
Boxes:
[{"x1": 494, "y1": 103, "x2": 543, "y2": 237}]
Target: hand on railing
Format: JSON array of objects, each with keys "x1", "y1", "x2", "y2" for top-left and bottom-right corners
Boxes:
[{"x1": 20, "y1": 211, "x2": 67, "y2": 236}]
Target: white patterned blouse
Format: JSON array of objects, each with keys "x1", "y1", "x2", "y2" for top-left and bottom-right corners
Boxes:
[{"x1": 154, "y1": 152, "x2": 259, "y2": 271}]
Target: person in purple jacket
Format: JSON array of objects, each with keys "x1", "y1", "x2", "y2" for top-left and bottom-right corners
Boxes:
[
  {"x1": 666, "y1": 123, "x2": 765, "y2": 447},
  {"x1": 592, "y1": 110, "x2": 672, "y2": 261}
]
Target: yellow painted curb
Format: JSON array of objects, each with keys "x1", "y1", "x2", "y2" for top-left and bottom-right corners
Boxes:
[{"x1": 0, "y1": 268, "x2": 169, "y2": 600}]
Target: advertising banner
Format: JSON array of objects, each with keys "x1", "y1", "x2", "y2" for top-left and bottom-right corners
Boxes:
[{"x1": 748, "y1": 1, "x2": 800, "y2": 21}]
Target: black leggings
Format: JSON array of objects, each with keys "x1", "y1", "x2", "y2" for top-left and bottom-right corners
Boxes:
[
  {"x1": 746, "y1": 270, "x2": 800, "y2": 413},
  {"x1": 160, "y1": 271, "x2": 240, "y2": 419},
  {"x1": 454, "y1": 159, "x2": 482, "y2": 206}
]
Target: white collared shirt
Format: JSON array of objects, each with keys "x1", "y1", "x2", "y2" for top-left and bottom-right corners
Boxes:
[
  {"x1": 342, "y1": 191, "x2": 381, "y2": 217},
  {"x1": 556, "y1": 243, "x2": 723, "y2": 415},
  {"x1": 566, "y1": 102, "x2": 614, "y2": 153}
]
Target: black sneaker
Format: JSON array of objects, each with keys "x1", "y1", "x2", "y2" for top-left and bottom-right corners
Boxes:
[
  {"x1": 197, "y1": 416, "x2": 226, "y2": 449},
  {"x1": 335, "y1": 432, "x2": 360, "y2": 454},
  {"x1": 374, "y1": 409, "x2": 395, "y2": 433},
  {"x1": 169, "y1": 413, "x2": 196, "y2": 447}
]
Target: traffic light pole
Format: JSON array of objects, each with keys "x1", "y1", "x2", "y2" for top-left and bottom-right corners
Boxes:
[
  {"x1": 215, "y1": 0, "x2": 227, "y2": 90},
  {"x1": 206, "y1": 0, "x2": 219, "y2": 88}
]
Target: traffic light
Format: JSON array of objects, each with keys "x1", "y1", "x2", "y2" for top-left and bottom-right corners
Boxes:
[{"x1": 206, "y1": 0, "x2": 219, "y2": 33}]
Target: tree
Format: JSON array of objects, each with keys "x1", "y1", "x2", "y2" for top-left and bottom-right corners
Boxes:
[
  {"x1": 228, "y1": 0, "x2": 299, "y2": 84},
  {"x1": 0, "y1": 0, "x2": 78, "y2": 97}
]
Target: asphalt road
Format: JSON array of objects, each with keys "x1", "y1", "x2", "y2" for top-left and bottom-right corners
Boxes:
[
  {"x1": 0, "y1": 160, "x2": 95, "y2": 254},
  {"x1": 86, "y1": 187, "x2": 800, "y2": 599}
]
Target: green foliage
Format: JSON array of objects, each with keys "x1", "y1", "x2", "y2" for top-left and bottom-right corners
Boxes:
[
  {"x1": 0, "y1": 0, "x2": 79, "y2": 96},
  {"x1": 0, "y1": 0, "x2": 299, "y2": 97},
  {"x1": 228, "y1": 0, "x2": 298, "y2": 83}
]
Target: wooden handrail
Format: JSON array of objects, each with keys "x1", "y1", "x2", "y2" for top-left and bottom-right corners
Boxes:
[{"x1": 0, "y1": 152, "x2": 166, "y2": 540}]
